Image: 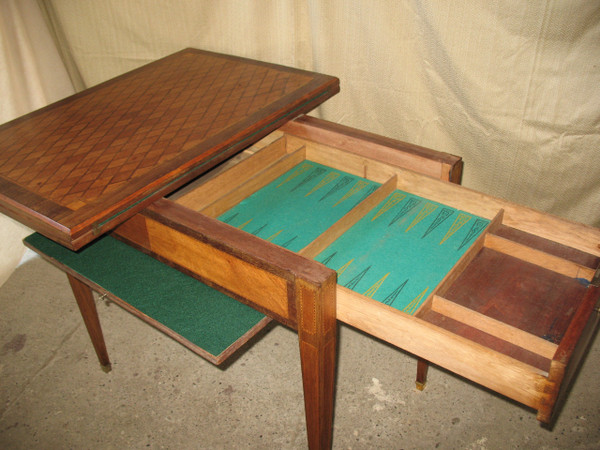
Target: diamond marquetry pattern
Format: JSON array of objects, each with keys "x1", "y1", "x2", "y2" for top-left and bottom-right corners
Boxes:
[{"x1": 0, "y1": 51, "x2": 312, "y2": 211}]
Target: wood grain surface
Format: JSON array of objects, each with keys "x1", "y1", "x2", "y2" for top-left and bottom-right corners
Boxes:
[{"x1": 0, "y1": 48, "x2": 338, "y2": 249}]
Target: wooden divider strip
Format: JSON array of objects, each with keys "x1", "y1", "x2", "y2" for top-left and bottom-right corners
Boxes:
[
  {"x1": 280, "y1": 116, "x2": 460, "y2": 180},
  {"x1": 299, "y1": 175, "x2": 397, "y2": 259},
  {"x1": 430, "y1": 295, "x2": 557, "y2": 359},
  {"x1": 174, "y1": 135, "x2": 288, "y2": 210},
  {"x1": 301, "y1": 139, "x2": 398, "y2": 184},
  {"x1": 199, "y1": 146, "x2": 306, "y2": 218},
  {"x1": 415, "y1": 210, "x2": 504, "y2": 315},
  {"x1": 485, "y1": 233, "x2": 596, "y2": 282}
]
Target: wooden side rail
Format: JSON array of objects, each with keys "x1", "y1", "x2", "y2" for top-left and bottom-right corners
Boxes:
[
  {"x1": 279, "y1": 116, "x2": 464, "y2": 183},
  {"x1": 114, "y1": 198, "x2": 337, "y2": 450},
  {"x1": 541, "y1": 285, "x2": 600, "y2": 423}
]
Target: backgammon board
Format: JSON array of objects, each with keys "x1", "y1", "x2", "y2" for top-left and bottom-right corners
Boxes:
[
  {"x1": 154, "y1": 116, "x2": 599, "y2": 429},
  {"x1": 216, "y1": 160, "x2": 489, "y2": 314}
]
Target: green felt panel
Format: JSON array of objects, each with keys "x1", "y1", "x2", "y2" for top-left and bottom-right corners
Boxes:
[
  {"x1": 218, "y1": 161, "x2": 381, "y2": 252},
  {"x1": 24, "y1": 233, "x2": 265, "y2": 358},
  {"x1": 315, "y1": 190, "x2": 490, "y2": 314},
  {"x1": 217, "y1": 160, "x2": 489, "y2": 315}
]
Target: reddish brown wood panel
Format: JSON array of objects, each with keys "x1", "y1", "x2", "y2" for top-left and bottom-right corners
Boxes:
[
  {"x1": 540, "y1": 286, "x2": 600, "y2": 422},
  {"x1": 0, "y1": 48, "x2": 339, "y2": 249},
  {"x1": 67, "y1": 273, "x2": 111, "y2": 371},
  {"x1": 443, "y1": 248, "x2": 588, "y2": 344},
  {"x1": 295, "y1": 277, "x2": 337, "y2": 450}
]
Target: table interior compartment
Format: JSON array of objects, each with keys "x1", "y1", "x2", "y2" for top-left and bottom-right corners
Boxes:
[
  {"x1": 115, "y1": 123, "x2": 600, "y2": 425},
  {"x1": 416, "y1": 222, "x2": 598, "y2": 373},
  {"x1": 172, "y1": 134, "x2": 599, "y2": 363},
  {"x1": 180, "y1": 136, "x2": 497, "y2": 318}
]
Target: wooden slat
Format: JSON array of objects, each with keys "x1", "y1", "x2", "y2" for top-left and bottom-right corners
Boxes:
[
  {"x1": 199, "y1": 147, "x2": 306, "y2": 218},
  {"x1": 485, "y1": 233, "x2": 596, "y2": 281},
  {"x1": 430, "y1": 295, "x2": 558, "y2": 359},
  {"x1": 301, "y1": 139, "x2": 398, "y2": 184},
  {"x1": 175, "y1": 136, "x2": 288, "y2": 210},
  {"x1": 280, "y1": 116, "x2": 463, "y2": 181},
  {"x1": 493, "y1": 225, "x2": 600, "y2": 269},
  {"x1": 336, "y1": 287, "x2": 550, "y2": 411},
  {"x1": 299, "y1": 175, "x2": 397, "y2": 258},
  {"x1": 416, "y1": 210, "x2": 504, "y2": 315}
]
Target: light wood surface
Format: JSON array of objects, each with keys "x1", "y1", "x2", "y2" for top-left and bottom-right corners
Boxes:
[
  {"x1": 146, "y1": 218, "x2": 291, "y2": 319},
  {"x1": 485, "y1": 233, "x2": 596, "y2": 281},
  {"x1": 336, "y1": 287, "x2": 550, "y2": 410},
  {"x1": 200, "y1": 147, "x2": 306, "y2": 218},
  {"x1": 175, "y1": 136, "x2": 289, "y2": 210},
  {"x1": 280, "y1": 116, "x2": 463, "y2": 183}
]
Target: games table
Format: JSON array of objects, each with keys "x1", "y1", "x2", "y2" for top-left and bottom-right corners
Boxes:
[{"x1": 1, "y1": 49, "x2": 599, "y2": 449}]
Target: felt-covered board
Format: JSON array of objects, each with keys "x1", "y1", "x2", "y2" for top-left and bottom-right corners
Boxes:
[
  {"x1": 218, "y1": 161, "x2": 489, "y2": 314},
  {"x1": 24, "y1": 232, "x2": 267, "y2": 364},
  {"x1": 218, "y1": 161, "x2": 381, "y2": 252}
]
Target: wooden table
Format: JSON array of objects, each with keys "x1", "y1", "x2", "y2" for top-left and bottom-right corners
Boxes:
[{"x1": 2, "y1": 49, "x2": 600, "y2": 449}]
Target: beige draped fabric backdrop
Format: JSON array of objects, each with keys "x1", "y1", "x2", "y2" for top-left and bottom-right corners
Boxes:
[
  {"x1": 0, "y1": 0, "x2": 74, "y2": 286},
  {"x1": 1, "y1": 0, "x2": 599, "y2": 285}
]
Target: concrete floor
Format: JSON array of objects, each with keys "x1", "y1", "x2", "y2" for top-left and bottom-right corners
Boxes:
[{"x1": 1, "y1": 254, "x2": 599, "y2": 449}]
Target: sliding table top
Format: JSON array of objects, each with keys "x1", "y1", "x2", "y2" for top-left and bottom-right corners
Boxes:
[{"x1": 0, "y1": 48, "x2": 339, "y2": 249}]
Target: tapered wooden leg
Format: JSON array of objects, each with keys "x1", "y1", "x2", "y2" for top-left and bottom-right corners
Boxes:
[
  {"x1": 67, "y1": 274, "x2": 112, "y2": 372},
  {"x1": 416, "y1": 357, "x2": 429, "y2": 390},
  {"x1": 295, "y1": 276, "x2": 337, "y2": 450}
]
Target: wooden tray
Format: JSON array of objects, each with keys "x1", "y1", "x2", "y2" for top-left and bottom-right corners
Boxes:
[
  {"x1": 0, "y1": 49, "x2": 338, "y2": 249},
  {"x1": 115, "y1": 116, "x2": 600, "y2": 427}
]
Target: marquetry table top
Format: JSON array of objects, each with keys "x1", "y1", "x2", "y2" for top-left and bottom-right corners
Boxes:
[{"x1": 0, "y1": 48, "x2": 338, "y2": 249}]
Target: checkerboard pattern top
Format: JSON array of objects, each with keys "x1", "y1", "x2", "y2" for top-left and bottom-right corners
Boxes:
[{"x1": 0, "y1": 48, "x2": 339, "y2": 249}]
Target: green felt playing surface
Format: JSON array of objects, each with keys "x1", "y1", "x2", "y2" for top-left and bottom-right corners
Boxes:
[
  {"x1": 218, "y1": 161, "x2": 489, "y2": 315},
  {"x1": 218, "y1": 161, "x2": 381, "y2": 252},
  {"x1": 24, "y1": 233, "x2": 266, "y2": 360},
  {"x1": 315, "y1": 191, "x2": 489, "y2": 313}
]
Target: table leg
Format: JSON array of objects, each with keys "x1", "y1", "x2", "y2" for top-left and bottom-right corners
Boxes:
[
  {"x1": 416, "y1": 357, "x2": 429, "y2": 390},
  {"x1": 295, "y1": 277, "x2": 337, "y2": 450},
  {"x1": 67, "y1": 274, "x2": 112, "y2": 372}
]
